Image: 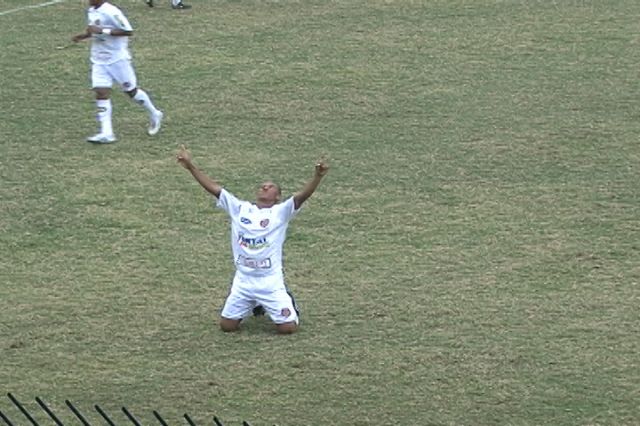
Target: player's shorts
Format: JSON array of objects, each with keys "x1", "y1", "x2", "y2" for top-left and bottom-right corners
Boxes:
[
  {"x1": 221, "y1": 271, "x2": 299, "y2": 325},
  {"x1": 91, "y1": 59, "x2": 137, "y2": 92}
]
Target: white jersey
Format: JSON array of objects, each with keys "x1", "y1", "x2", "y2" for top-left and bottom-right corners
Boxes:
[
  {"x1": 216, "y1": 189, "x2": 300, "y2": 277},
  {"x1": 87, "y1": 2, "x2": 133, "y2": 65}
]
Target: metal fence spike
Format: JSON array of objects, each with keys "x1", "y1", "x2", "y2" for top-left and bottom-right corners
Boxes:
[
  {"x1": 35, "y1": 397, "x2": 64, "y2": 426},
  {"x1": 94, "y1": 405, "x2": 116, "y2": 426},
  {"x1": 0, "y1": 409, "x2": 15, "y2": 426},
  {"x1": 184, "y1": 413, "x2": 197, "y2": 426},
  {"x1": 153, "y1": 410, "x2": 169, "y2": 426},
  {"x1": 7, "y1": 393, "x2": 40, "y2": 426},
  {"x1": 65, "y1": 400, "x2": 91, "y2": 426},
  {"x1": 122, "y1": 406, "x2": 142, "y2": 426}
]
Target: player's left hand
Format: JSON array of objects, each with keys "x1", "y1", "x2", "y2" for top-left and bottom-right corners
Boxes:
[{"x1": 315, "y1": 157, "x2": 329, "y2": 177}]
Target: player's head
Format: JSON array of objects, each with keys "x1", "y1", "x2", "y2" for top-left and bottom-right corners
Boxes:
[{"x1": 256, "y1": 181, "x2": 281, "y2": 207}]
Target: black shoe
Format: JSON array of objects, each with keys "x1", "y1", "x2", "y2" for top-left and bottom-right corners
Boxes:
[
  {"x1": 145, "y1": 0, "x2": 153, "y2": 7},
  {"x1": 252, "y1": 305, "x2": 265, "y2": 317},
  {"x1": 287, "y1": 289, "x2": 300, "y2": 317},
  {"x1": 172, "y1": 2, "x2": 191, "y2": 8}
]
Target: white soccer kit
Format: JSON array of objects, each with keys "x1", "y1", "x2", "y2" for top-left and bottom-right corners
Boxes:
[
  {"x1": 216, "y1": 189, "x2": 300, "y2": 324},
  {"x1": 86, "y1": 2, "x2": 137, "y2": 90}
]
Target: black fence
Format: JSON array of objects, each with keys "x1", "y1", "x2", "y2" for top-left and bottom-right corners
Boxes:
[{"x1": 0, "y1": 394, "x2": 265, "y2": 426}]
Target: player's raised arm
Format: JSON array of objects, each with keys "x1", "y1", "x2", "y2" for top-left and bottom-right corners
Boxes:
[
  {"x1": 176, "y1": 145, "x2": 223, "y2": 198},
  {"x1": 293, "y1": 157, "x2": 329, "y2": 209}
]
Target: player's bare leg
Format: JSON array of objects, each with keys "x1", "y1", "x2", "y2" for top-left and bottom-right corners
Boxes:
[
  {"x1": 220, "y1": 318, "x2": 241, "y2": 332},
  {"x1": 276, "y1": 322, "x2": 298, "y2": 334}
]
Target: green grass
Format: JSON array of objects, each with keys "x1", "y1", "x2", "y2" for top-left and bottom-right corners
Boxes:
[{"x1": 1, "y1": 0, "x2": 640, "y2": 424}]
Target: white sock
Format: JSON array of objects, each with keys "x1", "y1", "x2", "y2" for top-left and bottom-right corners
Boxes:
[
  {"x1": 132, "y1": 88, "x2": 160, "y2": 116},
  {"x1": 96, "y1": 99, "x2": 113, "y2": 136}
]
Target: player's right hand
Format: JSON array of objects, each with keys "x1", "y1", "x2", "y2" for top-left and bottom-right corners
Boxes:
[
  {"x1": 87, "y1": 25, "x2": 102, "y2": 34},
  {"x1": 176, "y1": 144, "x2": 192, "y2": 167}
]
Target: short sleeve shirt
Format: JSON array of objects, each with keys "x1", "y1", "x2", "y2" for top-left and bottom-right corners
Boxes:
[
  {"x1": 87, "y1": 2, "x2": 133, "y2": 65},
  {"x1": 216, "y1": 189, "x2": 299, "y2": 277}
]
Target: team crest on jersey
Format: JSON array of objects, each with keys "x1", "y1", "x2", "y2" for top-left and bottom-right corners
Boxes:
[
  {"x1": 260, "y1": 219, "x2": 270, "y2": 228},
  {"x1": 280, "y1": 308, "x2": 291, "y2": 318},
  {"x1": 94, "y1": 19, "x2": 101, "y2": 25},
  {"x1": 240, "y1": 217, "x2": 252, "y2": 224}
]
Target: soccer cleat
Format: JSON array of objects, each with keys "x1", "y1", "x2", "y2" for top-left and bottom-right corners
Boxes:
[
  {"x1": 171, "y1": 2, "x2": 191, "y2": 9},
  {"x1": 145, "y1": 0, "x2": 153, "y2": 7},
  {"x1": 148, "y1": 111, "x2": 163, "y2": 136},
  {"x1": 86, "y1": 133, "x2": 116, "y2": 144}
]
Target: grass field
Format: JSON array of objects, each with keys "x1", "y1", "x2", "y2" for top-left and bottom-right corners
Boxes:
[{"x1": 1, "y1": 0, "x2": 640, "y2": 424}]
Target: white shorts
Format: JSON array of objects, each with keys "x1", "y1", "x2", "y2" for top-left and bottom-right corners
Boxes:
[
  {"x1": 91, "y1": 59, "x2": 137, "y2": 91},
  {"x1": 221, "y1": 272, "x2": 299, "y2": 325}
]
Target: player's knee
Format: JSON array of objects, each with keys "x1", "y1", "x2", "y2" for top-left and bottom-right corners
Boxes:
[
  {"x1": 219, "y1": 318, "x2": 241, "y2": 332},
  {"x1": 276, "y1": 321, "x2": 298, "y2": 335},
  {"x1": 94, "y1": 88, "x2": 110, "y2": 99}
]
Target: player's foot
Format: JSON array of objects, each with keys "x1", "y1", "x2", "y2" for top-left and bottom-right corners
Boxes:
[
  {"x1": 252, "y1": 305, "x2": 265, "y2": 317},
  {"x1": 148, "y1": 111, "x2": 163, "y2": 136},
  {"x1": 171, "y1": 2, "x2": 191, "y2": 9},
  {"x1": 145, "y1": 0, "x2": 153, "y2": 7},
  {"x1": 86, "y1": 133, "x2": 116, "y2": 144}
]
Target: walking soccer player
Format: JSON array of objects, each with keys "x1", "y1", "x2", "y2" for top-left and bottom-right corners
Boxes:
[
  {"x1": 72, "y1": 0, "x2": 164, "y2": 144},
  {"x1": 176, "y1": 145, "x2": 329, "y2": 334}
]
